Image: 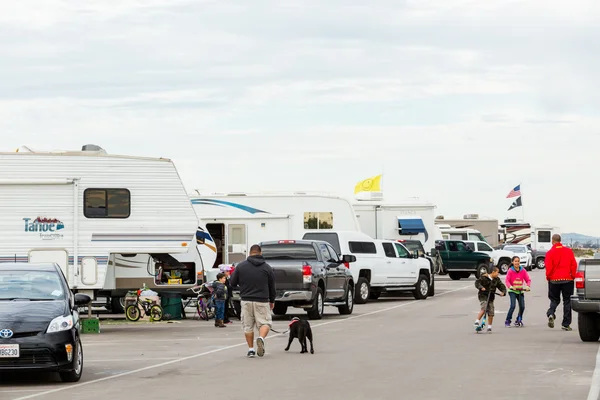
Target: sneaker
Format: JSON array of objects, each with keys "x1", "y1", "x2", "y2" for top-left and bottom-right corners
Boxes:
[
  {"x1": 562, "y1": 325, "x2": 573, "y2": 331},
  {"x1": 474, "y1": 321, "x2": 480, "y2": 327},
  {"x1": 487, "y1": 327, "x2": 492, "y2": 333},
  {"x1": 247, "y1": 350, "x2": 256, "y2": 358},
  {"x1": 505, "y1": 320, "x2": 511, "y2": 328},
  {"x1": 256, "y1": 337, "x2": 265, "y2": 357},
  {"x1": 548, "y1": 315, "x2": 555, "y2": 328}
]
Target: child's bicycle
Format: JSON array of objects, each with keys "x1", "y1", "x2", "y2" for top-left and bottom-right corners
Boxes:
[
  {"x1": 475, "y1": 290, "x2": 504, "y2": 333},
  {"x1": 125, "y1": 287, "x2": 164, "y2": 322},
  {"x1": 187, "y1": 283, "x2": 216, "y2": 321}
]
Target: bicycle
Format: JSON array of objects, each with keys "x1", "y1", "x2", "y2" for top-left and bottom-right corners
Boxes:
[
  {"x1": 125, "y1": 287, "x2": 164, "y2": 322},
  {"x1": 187, "y1": 283, "x2": 216, "y2": 321}
]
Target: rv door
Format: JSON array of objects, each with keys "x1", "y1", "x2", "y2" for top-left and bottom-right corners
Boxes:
[{"x1": 227, "y1": 224, "x2": 247, "y2": 264}]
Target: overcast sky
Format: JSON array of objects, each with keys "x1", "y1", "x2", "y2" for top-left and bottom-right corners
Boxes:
[{"x1": 2, "y1": 0, "x2": 599, "y2": 235}]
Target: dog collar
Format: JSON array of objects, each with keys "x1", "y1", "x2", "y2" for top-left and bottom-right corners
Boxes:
[{"x1": 288, "y1": 319, "x2": 300, "y2": 327}]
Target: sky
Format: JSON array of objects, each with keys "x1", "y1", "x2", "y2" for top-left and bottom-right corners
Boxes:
[{"x1": 1, "y1": 0, "x2": 599, "y2": 235}]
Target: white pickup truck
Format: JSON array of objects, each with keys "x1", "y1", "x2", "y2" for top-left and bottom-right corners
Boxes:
[
  {"x1": 464, "y1": 240, "x2": 515, "y2": 275},
  {"x1": 303, "y1": 230, "x2": 434, "y2": 303}
]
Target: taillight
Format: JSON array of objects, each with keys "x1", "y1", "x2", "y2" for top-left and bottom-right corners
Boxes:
[
  {"x1": 302, "y1": 263, "x2": 312, "y2": 283},
  {"x1": 279, "y1": 240, "x2": 296, "y2": 244},
  {"x1": 343, "y1": 262, "x2": 350, "y2": 268},
  {"x1": 575, "y1": 271, "x2": 585, "y2": 289}
]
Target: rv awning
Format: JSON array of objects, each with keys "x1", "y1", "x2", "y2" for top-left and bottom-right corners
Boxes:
[{"x1": 397, "y1": 218, "x2": 426, "y2": 234}]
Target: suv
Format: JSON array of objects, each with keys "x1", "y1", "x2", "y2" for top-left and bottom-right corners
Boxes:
[
  {"x1": 571, "y1": 259, "x2": 600, "y2": 341},
  {"x1": 464, "y1": 240, "x2": 514, "y2": 275},
  {"x1": 433, "y1": 240, "x2": 494, "y2": 280}
]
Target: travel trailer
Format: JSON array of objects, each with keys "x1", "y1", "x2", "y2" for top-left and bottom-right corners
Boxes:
[
  {"x1": 499, "y1": 219, "x2": 560, "y2": 269},
  {"x1": 435, "y1": 215, "x2": 499, "y2": 247},
  {"x1": 0, "y1": 145, "x2": 199, "y2": 301},
  {"x1": 352, "y1": 195, "x2": 442, "y2": 252},
  {"x1": 189, "y1": 192, "x2": 361, "y2": 269},
  {"x1": 437, "y1": 224, "x2": 487, "y2": 244}
]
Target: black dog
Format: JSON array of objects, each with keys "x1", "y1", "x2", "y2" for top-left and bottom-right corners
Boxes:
[{"x1": 284, "y1": 317, "x2": 314, "y2": 354}]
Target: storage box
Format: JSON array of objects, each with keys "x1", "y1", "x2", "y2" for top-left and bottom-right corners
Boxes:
[{"x1": 81, "y1": 318, "x2": 100, "y2": 334}]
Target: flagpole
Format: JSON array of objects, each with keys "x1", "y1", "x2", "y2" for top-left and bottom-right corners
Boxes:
[{"x1": 520, "y1": 182, "x2": 525, "y2": 222}]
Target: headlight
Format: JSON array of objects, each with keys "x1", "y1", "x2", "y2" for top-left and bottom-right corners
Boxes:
[
  {"x1": 47, "y1": 315, "x2": 74, "y2": 333},
  {"x1": 490, "y1": 258, "x2": 494, "y2": 263}
]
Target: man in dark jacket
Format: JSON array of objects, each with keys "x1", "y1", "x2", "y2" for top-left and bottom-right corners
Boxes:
[
  {"x1": 545, "y1": 234, "x2": 578, "y2": 331},
  {"x1": 230, "y1": 244, "x2": 276, "y2": 358}
]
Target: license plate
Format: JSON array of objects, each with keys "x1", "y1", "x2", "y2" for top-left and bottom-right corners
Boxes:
[{"x1": 0, "y1": 344, "x2": 19, "y2": 358}]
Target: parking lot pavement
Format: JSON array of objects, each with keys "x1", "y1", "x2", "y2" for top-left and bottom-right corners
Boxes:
[{"x1": 1, "y1": 270, "x2": 598, "y2": 400}]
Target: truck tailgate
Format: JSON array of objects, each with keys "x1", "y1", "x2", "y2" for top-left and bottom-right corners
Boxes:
[
  {"x1": 584, "y1": 260, "x2": 600, "y2": 299},
  {"x1": 268, "y1": 260, "x2": 307, "y2": 291}
]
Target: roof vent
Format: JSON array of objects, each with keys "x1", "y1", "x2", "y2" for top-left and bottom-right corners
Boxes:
[
  {"x1": 82, "y1": 144, "x2": 106, "y2": 153},
  {"x1": 464, "y1": 214, "x2": 479, "y2": 219}
]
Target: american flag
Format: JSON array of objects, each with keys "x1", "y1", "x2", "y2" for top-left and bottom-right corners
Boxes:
[{"x1": 506, "y1": 184, "x2": 521, "y2": 198}]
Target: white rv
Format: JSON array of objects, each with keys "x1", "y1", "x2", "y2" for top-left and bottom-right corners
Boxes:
[
  {"x1": 189, "y1": 192, "x2": 361, "y2": 271},
  {"x1": 0, "y1": 145, "x2": 201, "y2": 301},
  {"x1": 499, "y1": 219, "x2": 560, "y2": 269},
  {"x1": 437, "y1": 225, "x2": 487, "y2": 243},
  {"x1": 353, "y1": 196, "x2": 442, "y2": 252}
]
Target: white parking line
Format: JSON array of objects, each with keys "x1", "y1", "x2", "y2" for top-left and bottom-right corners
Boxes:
[
  {"x1": 587, "y1": 345, "x2": 600, "y2": 400},
  {"x1": 83, "y1": 338, "x2": 240, "y2": 345},
  {"x1": 11, "y1": 285, "x2": 471, "y2": 400}
]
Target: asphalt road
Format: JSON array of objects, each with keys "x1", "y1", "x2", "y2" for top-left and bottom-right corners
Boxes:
[{"x1": 1, "y1": 269, "x2": 598, "y2": 400}]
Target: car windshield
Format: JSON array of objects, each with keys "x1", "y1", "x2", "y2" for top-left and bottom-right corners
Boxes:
[
  {"x1": 0, "y1": 270, "x2": 66, "y2": 301},
  {"x1": 504, "y1": 246, "x2": 526, "y2": 253}
]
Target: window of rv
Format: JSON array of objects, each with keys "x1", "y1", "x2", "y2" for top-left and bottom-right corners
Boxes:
[
  {"x1": 469, "y1": 233, "x2": 486, "y2": 242},
  {"x1": 261, "y1": 243, "x2": 318, "y2": 260},
  {"x1": 84, "y1": 188, "x2": 131, "y2": 218},
  {"x1": 304, "y1": 212, "x2": 333, "y2": 229},
  {"x1": 538, "y1": 231, "x2": 551, "y2": 243}
]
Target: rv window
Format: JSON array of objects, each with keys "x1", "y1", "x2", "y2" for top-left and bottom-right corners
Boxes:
[
  {"x1": 303, "y1": 233, "x2": 341, "y2": 254},
  {"x1": 469, "y1": 233, "x2": 486, "y2": 242},
  {"x1": 84, "y1": 188, "x2": 130, "y2": 218},
  {"x1": 348, "y1": 241, "x2": 377, "y2": 254},
  {"x1": 303, "y1": 212, "x2": 333, "y2": 230},
  {"x1": 261, "y1": 244, "x2": 318, "y2": 260},
  {"x1": 538, "y1": 231, "x2": 551, "y2": 243},
  {"x1": 382, "y1": 243, "x2": 397, "y2": 258}
]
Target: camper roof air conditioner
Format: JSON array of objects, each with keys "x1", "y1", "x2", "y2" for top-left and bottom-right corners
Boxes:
[
  {"x1": 464, "y1": 214, "x2": 479, "y2": 219},
  {"x1": 82, "y1": 144, "x2": 106, "y2": 154},
  {"x1": 355, "y1": 192, "x2": 384, "y2": 201}
]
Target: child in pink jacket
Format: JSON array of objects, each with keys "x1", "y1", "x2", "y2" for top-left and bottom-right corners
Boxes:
[{"x1": 505, "y1": 256, "x2": 531, "y2": 327}]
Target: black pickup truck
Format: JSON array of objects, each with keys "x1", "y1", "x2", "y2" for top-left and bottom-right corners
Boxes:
[
  {"x1": 231, "y1": 240, "x2": 356, "y2": 320},
  {"x1": 571, "y1": 258, "x2": 600, "y2": 341}
]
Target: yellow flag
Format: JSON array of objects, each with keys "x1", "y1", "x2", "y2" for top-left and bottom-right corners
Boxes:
[{"x1": 354, "y1": 174, "x2": 382, "y2": 194}]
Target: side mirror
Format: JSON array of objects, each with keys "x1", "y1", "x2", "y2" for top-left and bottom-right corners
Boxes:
[
  {"x1": 342, "y1": 254, "x2": 357, "y2": 263},
  {"x1": 412, "y1": 251, "x2": 419, "y2": 259},
  {"x1": 74, "y1": 293, "x2": 91, "y2": 307}
]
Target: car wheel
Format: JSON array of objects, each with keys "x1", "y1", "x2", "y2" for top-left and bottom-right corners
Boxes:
[
  {"x1": 476, "y1": 264, "x2": 489, "y2": 279},
  {"x1": 59, "y1": 336, "x2": 83, "y2": 382},
  {"x1": 273, "y1": 303, "x2": 288, "y2": 316},
  {"x1": 578, "y1": 313, "x2": 600, "y2": 342},
  {"x1": 449, "y1": 272, "x2": 461, "y2": 281},
  {"x1": 536, "y1": 258, "x2": 546, "y2": 270},
  {"x1": 498, "y1": 261, "x2": 510, "y2": 275},
  {"x1": 413, "y1": 274, "x2": 429, "y2": 300},
  {"x1": 354, "y1": 278, "x2": 370, "y2": 304},
  {"x1": 338, "y1": 286, "x2": 354, "y2": 315},
  {"x1": 307, "y1": 288, "x2": 324, "y2": 320}
]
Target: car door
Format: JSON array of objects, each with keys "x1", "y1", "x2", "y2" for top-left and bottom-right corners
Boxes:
[
  {"x1": 435, "y1": 240, "x2": 450, "y2": 269},
  {"x1": 451, "y1": 240, "x2": 473, "y2": 269},
  {"x1": 394, "y1": 242, "x2": 417, "y2": 284},
  {"x1": 318, "y1": 243, "x2": 344, "y2": 299},
  {"x1": 381, "y1": 242, "x2": 403, "y2": 284},
  {"x1": 475, "y1": 241, "x2": 494, "y2": 258},
  {"x1": 325, "y1": 243, "x2": 347, "y2": 300}
]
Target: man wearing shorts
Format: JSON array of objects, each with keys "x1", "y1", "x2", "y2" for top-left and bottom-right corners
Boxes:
[{"x1": 230, "y1": 244, "x2": 276, "y2": 357}]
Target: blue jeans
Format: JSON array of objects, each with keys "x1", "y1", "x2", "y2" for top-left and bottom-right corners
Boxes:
[
  {"x1": 215, "y1": 300, "x2": 225, "y2": 320},
  {"x1": 507, "y1": 292, "x2": 525, "y2": 321}
]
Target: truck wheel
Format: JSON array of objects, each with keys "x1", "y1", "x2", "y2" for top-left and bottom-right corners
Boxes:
[
  {"x1": 273, "y1": 303, "x2": 288, "y2": 316},
  {"x1": 498, "y1": 261, "x2": 510, "y2": 275},
  {"x1": 233, "y1": 300, "x2": 242, "y2": 320},
  {"x1": 476, "y1": 264, "x2": 489, "y2": 279},
  {"x1": 536, "y1": 258, "x2": 546, "y2": 269},
  {"x1": 109, "y1": 297, "x2": 125, "y2": 314},
  {"x1": 307, "y1": 288, "x2": 324, "y2": 320},
  {"x1": 578, "y1": 313, "x2": 600, "y2": 342},
  {"x1": 449, "y1": 272, "x2": 461, "y2": 280},
  {"x1": 338, "y1": 286, "x2": 354, "y2": 315},
  {"x1": 413, "y1": 274, "x2": 429, "y2": 300},
  {"x1": 355, "y1": 278, "x2": 370, "y2": 304}
]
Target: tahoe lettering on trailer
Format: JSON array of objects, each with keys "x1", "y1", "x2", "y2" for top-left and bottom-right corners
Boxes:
[{"x1": 23, "y1": 217, "x2": 65, "y2": 240}]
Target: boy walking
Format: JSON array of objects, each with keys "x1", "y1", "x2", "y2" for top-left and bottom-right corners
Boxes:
[
  {"x1": 213, "y1": 273, "x2": 228, "y2": 328},
  {"x1": 474, "y1": 267, "x2": 507, "y2": 332}
]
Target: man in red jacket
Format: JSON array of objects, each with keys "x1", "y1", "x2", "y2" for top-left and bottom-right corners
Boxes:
[{"x1": 545, "y1": 234, "x2": 578, "y2": 331}]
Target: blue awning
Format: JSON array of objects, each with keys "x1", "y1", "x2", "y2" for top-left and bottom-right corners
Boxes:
[{"x1": 398, "y1": 218, "x2": 426, "y2": 234}]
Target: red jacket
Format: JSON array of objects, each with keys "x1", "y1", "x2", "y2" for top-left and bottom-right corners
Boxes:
[{"x1": 545, "y1": 243, "x2": 577, "y2": 282}]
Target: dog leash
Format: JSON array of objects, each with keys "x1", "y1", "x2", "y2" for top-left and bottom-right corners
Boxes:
[{"x1": 270, "y1": 318, "x2": 300, "y2": 334}]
